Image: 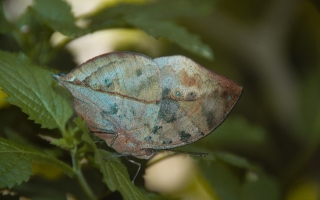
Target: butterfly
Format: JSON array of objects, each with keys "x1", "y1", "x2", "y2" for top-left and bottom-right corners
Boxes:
[{"x1": 52, "y1": 52, "x2": 242, "y2": 181}]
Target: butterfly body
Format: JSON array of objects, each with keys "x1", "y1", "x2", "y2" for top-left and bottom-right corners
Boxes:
[{"x1": 52, "y1": 52, "x2": 242, "y2": 159}]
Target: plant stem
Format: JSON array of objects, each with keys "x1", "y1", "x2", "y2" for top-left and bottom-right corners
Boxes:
[
  {"x1": 72, "y1": 148, "x2": 97, "y2": 200},
  {"x1": 76, "y1": 167, "x2": 97, "y2": 200}
]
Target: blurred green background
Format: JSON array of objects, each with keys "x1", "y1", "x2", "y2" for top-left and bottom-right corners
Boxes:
[{"x1": 0, "y1": 0, "x2": 320, "y2": 199}]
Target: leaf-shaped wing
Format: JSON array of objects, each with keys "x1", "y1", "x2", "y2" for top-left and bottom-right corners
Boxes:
[
  {"x1": 140, "y1": 55, "x2": 242, "y2": 149},
  {"x1": 53, "y1": 52, "x2": 162, "y2": 158}
]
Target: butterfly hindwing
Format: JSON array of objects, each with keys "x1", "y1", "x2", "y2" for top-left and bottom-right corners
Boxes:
[{"x1": 52, "y1": 52, "x2": 162, "y2": 158}]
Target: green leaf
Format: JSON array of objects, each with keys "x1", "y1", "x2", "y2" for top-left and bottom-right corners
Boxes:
[
  {"x1": 92, "y1": 0, "x2": 213, "y2": 20},
  {"x1": 126, "y1": 17, "x2": 213, "y2": 60},
  {"x1": 299, "y1": 66, "x2": 320, "y2": 138},
  {"x1": 137, "y1": 0, "x2": 213, "y2": 19},
  {"x1": 75, "y1": 117, "x2": 147, "y2": 200},
  {"x1": 241, "y1": 173, "x2": 280, "y2": 200},
  {"x1": 0, "y1": 2, "x2": 12, "y2": 33},
  {"x1": 0, "y1": 138, "x2": 33, "y2": 189},
  {"x1": 178, "y1": 145, "x2": 256, "y2": 171},
  {"x1": 0, "y1": 137, "x2": 74, "y2": 189},
  {"x1": 4, "y1": 129, "x2": 65, "y2": 159},
  {"x1": 199, "y1": 158, "x2": 280, "y2": 200},
  {"x1": 50, "y1": 138, "x2": 74, "y2": 149},
  {"x1": 139, "y1": 187, "x2": 166, "y2": 200},
  {"x1": 0, "y1": 50, "x2": 73, "y2": 132},
  {"x1": 14, "y1": 180, "x2": 71, "y2": 200},
  {"x1": 33, "y1": 0, "x2": 84, "y2": 37},
  {"x1": 100, "y1": 149, "x2": 148, "y2": 200},
  {"x1": 4, "y1": 128, "x2": 31, "y2": 147},
  {"x1": 212, "y1": 151, "x2": 255, "y2": 170},
  {"x1": 200, "y1": 160, "x2": 241, "y2": 200},
  {"x1": 197, "y1": 116, "x2": 269, "y2": 148},
  {"x1": 88, "y1": 0, "x2": 214, "y2": 60}
]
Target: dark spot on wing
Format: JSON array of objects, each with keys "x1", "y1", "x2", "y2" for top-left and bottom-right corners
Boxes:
[
  {"x1": 144, "y1": 136, "x2": 152, "y2": 141},
  {"x1": 151, "y1": 126, "x2": 162, "y2": 134},
  {"x1": 109, "y1": 103, "x2": 119, "y2": 115},
  {"x1": 105, "y1": 78, "x2": 112, "y2": 87},
  {"x1": 132, "y1": 74, "x2": 158, "y2": 97},
  {"x1": 179, "y1": 131, "x2": 191, "y2": 142},
  {"x1": 158, "y1": 100, "x2": 179, "y2": 123},
  {"x1": 162, "y1": 140, "x2": 172, "y2": 145},
  {"x1": 136, "y1": 69, "x2": 142, "y2": 76},
  {"x1": 162, "y1": 88, "x2": 171, "y2": 98},
  {"x1": 200, "y1": 132, "x2": 205, "y2": 137},
  {"x1": 222, "y1": 91, "x2": 228, "y2": 99},
  {"x1": 205, "y1": 110, "x2": 216, "y2": 129}
]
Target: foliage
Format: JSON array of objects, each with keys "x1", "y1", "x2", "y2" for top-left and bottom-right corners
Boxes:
[
  {"x1": 0, "y1": 51, "x2": 73, "y2": 132},
  {"x1": 0, "y1": 137, "x2": 74, "y2": 188},
  {"x1": 0, "y1": 0, "x2": 320, "y2": 200}
]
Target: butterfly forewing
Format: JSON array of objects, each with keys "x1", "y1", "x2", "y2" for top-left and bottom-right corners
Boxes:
[{"x1": 140, "y1": 56, "x2": 243, "y2": 149}]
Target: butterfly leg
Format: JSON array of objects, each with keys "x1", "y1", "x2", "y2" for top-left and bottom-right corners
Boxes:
[
  {"x1": 125, "y1": 157, "x2": 141, "y2": 184},
  {"x1": 93, "y1": 131, "x2": 118, "y2": 148},
  {"x1": 109, "y1": 132, "x2": 118, "y2": 148},
  {"x1": 103, "y1": 155, "x2": 141, "y2": 184},
  {"x1": 99, "y1": 111, "x2": 120, "y2": 147}
]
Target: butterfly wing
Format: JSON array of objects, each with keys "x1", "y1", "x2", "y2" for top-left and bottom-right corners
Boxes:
[
  {"x1": 52, "y1": 52, "x2": 162, "y2": 150},
  {"x1": 138, "y1": 55, "x2": 243, "y2": 150},
  {"x1": 52, "y1": 53, "x2": 242, "y2": 159}
]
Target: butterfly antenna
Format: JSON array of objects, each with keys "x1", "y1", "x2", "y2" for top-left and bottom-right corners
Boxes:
[
  {"x1": 169, "y1": 150, "x2": 208, "y2": 157},
  {"x1": 147, "y1": 150, "x2": 208, "y2": 168},
  {"x1": 125, "y1": 157, "x2": 141, "y2": 184}
]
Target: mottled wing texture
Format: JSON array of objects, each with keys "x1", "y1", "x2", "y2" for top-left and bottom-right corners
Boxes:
[
  {"x1": 140, "y1": 56, "x2": 243, "y2": 149},
  {"x1": 52, "y1": 52, "x2": 242, "y2": 159},
  {"x1": 52, "y1": 52, "x2": 162, "y2": 158}
]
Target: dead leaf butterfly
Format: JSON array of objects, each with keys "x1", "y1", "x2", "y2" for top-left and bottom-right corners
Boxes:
[{"x1": 52, "y1": 52, "x2": 242, "y2": 181}]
